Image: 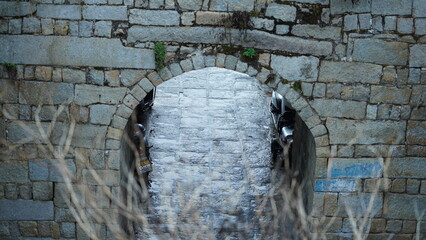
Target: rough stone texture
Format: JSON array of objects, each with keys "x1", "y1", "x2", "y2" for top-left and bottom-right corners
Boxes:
[
  {"x1": 414, "y1": 0, "x2": 426, "y2": 17},
  {"x1": 388, "y1": 158, "x2": 426, "y2": 178},
  {"x1": 0, "y1": 1, "x2": 36, "y2": 17},
  {"x1": 0, "y1": 161, "x2": 28, "y2": 184},
  {"x1": 196, "y1": 11, "x2": 231, "y2": 25},
  {"x1": 265, "y1": 3, "x2": 296, "y2": 22},
  {"x1": 372, "y1": 0, "x2": 412, "y2": 15},
  {"x1": 370, "y1": 86, "x2": 411, "y2": 104},
  {"x1": 271, "y1": 55, "x2": 319, "y2": 82},
  {"x1": 318, "y1": 61, "x2": 381, "y2": 84},
  {"x1": 407, "y1": 121, "x2": 426, "y2": 145},
  {"x1": 82, "y1": 170, "x2": 120, "y2": 186},
  {"x1": 251, "y1": 17, "x2": 274, "y2": 31},
  {"x1": 63, "y1": 68, "x2": 85, "y2": 83},
  {"x1": 130, "y1": 10, "x2": 180, "y2": 25},
  {"x1": 397, "y1": 18, "x2": 413, "y2": 34},
  {"x1": 0, "y1": 200, "x2": 53, "y2": 220},
  {"x1": 72, "y1": 124, "x2": 107, "y2": 148},
  {"x1": 352, "y1": 39, "x2": 409, "y2": 66},
  {"x1": 32, "y1": 182, "x2": 53, "y2": 201},
  {"x1": 338, "y1": 193, "x2": 383, "y2": 217},
  {"x1": 410, "y1": 44, "x2": 426, "y2": 67},
  {"x1": 82, "y1": 6, "x2": 127, "y2": 20},
  {"x1": 385, "y1": 194, "x2": 426, "y2": 219},
  {"x1": 326, "y1": 119, "x2": 406, "y2": 144},
  {"x1": 330, "y1": 0, "x2": 371, "y2": 14},
  {"x1": 210, "y1": 0, "x2": 254, "y2": 11},
  {"x1": 177, "y1": 0, "x2": 203, "y2": 10},
  {"x1": 292, "y1": 25, "x2": 341, "y2": 40},
  {"x1": 344, "y1": 15, "x2": 358, "y2": 31},
  {"x1": 329, "y1": 158, "x2": 383, "y2": 178},
  {"x1": 19, "y1": 81, "x2": 74, "y2": 105},
  {"x1": 311, "y1": 99, "x2": 366, "y2": 119},
  {"x1": 315, "y1": 179, "x2": 360, "y2": 192},
  {"x1": 36, "y1": 4, "x2": 81, "y2": 20},
  {"x1": 0, "y1": 35, "x2": 155, "y2": 69},
  {"x1": 120, "y1": 70, "x2": 145, "y2": 87},
  {"x1": 75, "y1": 85, "x2": 127, "y2": 106},
  {"x1": 94, "y1": 21, "x2": 112, "y2": 37},
  {"x1": 90, "y1": 105, "x2": 116, "y2": 125}
]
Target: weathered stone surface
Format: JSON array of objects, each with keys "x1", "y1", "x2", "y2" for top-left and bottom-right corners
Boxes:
[
  {"x1": 94, "y1": 21, "x2": 112, "y2": 37},
  {"x1": 330, "y1": 0, "x2": 371, "y2": 14},
  {"x1": 265, "y1": 3, "x2": 296, "y2": 22},
  {"x1": 210, "y1": 0, "x2": 254, "y2": 11},
  {"x1": 89, "y1": 105, "x2": 116, "y2": 125},
  {"x1": 338, "y1": 193, "x2": 383, "y2": 217},
  {"x1": 0, "y1": 161, "x2": 28, "y2": 183},
  {"x1": 75, "y1": 85, "x2": 127, "y2": 106},
  {"x1": 177, "y1": 0, "x2": 203, "y2": 10},
  {"x1": 37, "y1": 4, "x2": 81, "y2": 20},
  {"x1": 372, "y1": 0, "x2": 412, "y2": 15},
  {"x1": 195, "y1": 11, "x2": 230, "y2": 25},
  {"x1": 63, "y1": 68, "x2": 85, "y2": 83},
  {"x1": 128, "y1": 27, "x2": 332, "y2": 56},
  {"x1": 414, "y1": 0, "x2": 426, "y2": 17},
  {"x1": 0, "y1": 79, "x2": 18, "y2": 103},
  {"x1": 120, "y1": 70, "x2": 145, "y2": 87},
  {"x1": 385, "y1": 194, "x2": 426, "y2": 219},
  {"x1": 82, "y1": 6, "x2": 127, "y2": 20},
  {"x1": 33, "y1": 182, "x2": 53, "y2": 201},
  {"x1": 292, "y1": 0, "x2": 329, "y2": 4},
  {"x1": 72, "y1": 124, "x2": 107, "y2": 148},
  {"x1": 82, "y1": 169, "x2": 120, "y2": 186},
  {"x1": 315, "y1": 179, "x2": 361, "y2": 192},
  {"x1": 311, "y1": 99, "x2": 366, "y2": 119},
  {"x1": 0, "y1": 1, "x2": 36, "y2": 17},
  {"x1": 0, "y1": 35, "x2": 155, "y2": 69},
  {"x1": 409, "y1": 44, "x2": 426, "y2": 67},
  {"x1": 370, "y1": 86, "x2": 411, "y2": 104},
  {"x1": 329, "y1": 158, "x2": 383, "y2": 178},
  {"x1": 19, "y1": 81, "x2": 74, "y2": 105},
  {"x1": 406, "y1": 121, "x2": 426, "y2": 145},
  {"x1": 326, "y1": 119, "x2": 406, "y2": 144},
  {"x1": 130, "y1": 10, "x2": 180, "y2": 25},
  {"x1": 0, "y1": 200, "x2": 53, "y2": 220},
  {"x1": 318, "y1": 61, "x2": 381, "y2": 84},
  {"x1": 397, "y1": 18, "x2": 413, "y2": 34},
  {"x1": 352, "y1": 39, "x2": 408, "y2": 66},
  {"x1": 271, "y1": 55, "x2": 319, "y2": 82},
  {"x1": 181, "y1": 12, "x2": 195, "y2": 25},
  {"x1": 251, "y1": 17, "x2": 274, "y2": 31},
  {"x1": 292, "y1": 25, "x2": 341, "y2": 40}
]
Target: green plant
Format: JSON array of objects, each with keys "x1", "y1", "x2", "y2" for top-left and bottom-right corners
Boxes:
[
  {"x1": 153, "y1": 43, "x2": 166, "y2": 71},
  {"x1": 2, "y1": 62, "x2": 16, "y2": 71},
  {"x1": 292, "y1": 80, "x2": 302, "y2": 91},
  {"x1": 242, "y1": 48, "x2": 256, "y2": 59}
]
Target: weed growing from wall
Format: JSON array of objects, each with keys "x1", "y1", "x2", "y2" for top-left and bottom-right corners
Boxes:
[{"x1": 154, "y1": 43, "x2": 166, "y2": 71}]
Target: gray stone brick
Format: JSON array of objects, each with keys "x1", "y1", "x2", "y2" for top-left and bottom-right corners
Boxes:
[
  {"x1": 54, "y1": 20, "x2": 69, "y2": 35},
  {"x1": 75, "y1": 85, "x2": 127, "y2": 106},
  {"x1": 121, "y1": 70, "x2": 145, "y2": 87},
  {"x1": 19, "y1": 81, "x2": 73, "y2": 104},
  {"x1": 271, "y1": 55, "x2": 319, "y2": 82},
  {"x1": 195, "y1": 11, "x2": 230, "y2": 25},
  {"x1": 0, "y1": 20, "x2": 7, "y2": 33},
  {"x1": 88, "y1": 69, "x2": 104, "y2": 85},
  {"x1": 169, "y1": 63, "x2": 183, "y2": 77},
  {"x1": 407, "y1": 179, "x2": 420, "y2": 194},
  {"x1": 55, "y1": 207, "x2": 75, "y2": 222},
  {"x1": 61, "y1": 222, "x2": 75, "y2": 238},
  {"x1": 41, "y1": 19, "x2": 54, "y2": 35},
  {"x1": 5, "y1": 184, "x2": 17, "y2": 199},
  {"x1": 327, "y1": 118, "x2": 406, "y2": 144},
  {"x1": 79, "y1": 21, "x2": 92, "y2": 37},
  {"x1": 397, "y1": 18, "x2": 413, "y2": 34},
  {"x1": 105, "y1": 70, "x2": 120, "y2": 87},
  {"x1": 319, "y1": 61, "x2": 381, "y2": 84},
  {"x1": 414, "y1": 0, "x2": 426, "y2": 17},
  {"x1": 90, "y1": 104, "x2": 116, "y2": 125},
  {"x1": 69, "y1": 21, "x2": 78, "y2": 36},
  {"x1": 82, "y1": 169, "x2": 120, "y2": 186},
  {"x1": 18, "y1": 184, "x2": 31, "y2": 200},
  {"x1": 18, "y1": 221, "x2": 38, "y2": 237},
  {"x1": 410, "y1": 44, "x2": 426, "y2": 67},
  {"x1": 372, "y1": 16, "x2": 383, "y2": 31},
  {"x1": 265, "y1": 3, "x2": 296, "y2": 22},
  {"x1": 344, "y1": 15, "x2": 358, "y2": 31},
  {"x1": 338, "y1": 193, "x2": 383, "y2": 217},
  {"x1": 330, "y1": 0, "x2": 371, "y2": 14},
  {"x1": 370, "y1": 86, "x2": 411, "y2": 104},
  {"x1": 130, "y1": 10, "x2": 179, "y2": 25},
  {"x1": 210, "y1": 0, "x2": 254, "y2": 11},
  {"x1": 0, "y1": 80, "x2": 18, "y2": 103},
  {"x1": 90, "y1": 150, "x2": 105, "y2": 169},
  {"x1": 372, "y1": 0, "x2": 412, "y2": 15},
  {"x1": 181, "y1": 12, "x2": 195, "y2": 25},
  {"x1": 94, "y1": 21, "x2": 112, "y2": 37},
  {"x1": 33, "y1": 182, "x2": 53, "y2": 200},
  {"x1": 177, "y1": 0, "x2": 202, "y2": 10},
  {"x1": 72, "y1": 124, "x2": 107, "y2": 148},
  {"x1": 37, "y1": 4, "x2": 81, "y2": 20},
  {"x1": 352, "y1": 39, "x2": 408, "y2": 65},
  {"x1": 22, "y1": 17, "x2": 41, "y2": 33},
  {"x1": 0, "y1": 161, "x2": 28, "y2": 183},
  {"x1": 358, "y1": 14, "x2": 371, "y2": 30},
  {"x1": 312, "y1": 99, "x2": 366, "y2": 119},
  {"x1": 8, "y1": 19, "x2": 21, "y2": 34},
  {"x1": 83, "y1": 6, "x2": 127, "y2": 20},
  {"x1": 0, "y1": 2, "x2": 36, "y2": 17},
  {"x1": 415, "y1": 18, "x2": 426, "y2": 35},
  {"x1": 384, "y1": 16, "x2": 397, "y2": 30},
  {"x1": 384, "y1": 193, "x2": 426, "y2": 219},
  {"x1": 276, "y1": 25, "x2": 289, "y2": 35},
  {"x1": 224, "y1": 55, "x2": 238, "y2": 70},
  {"x1": 251, "y1": 17, "x2": 274, "y2": 31},
  {"x1": 0, "y1": 199, "x2": 54, "y2": 220},
  {"x1": 292, "y1": 25, "x2": 341, "y2": 40},
  {"x1": 63, "y1": 68, "x2": 85, "y2": 83}
]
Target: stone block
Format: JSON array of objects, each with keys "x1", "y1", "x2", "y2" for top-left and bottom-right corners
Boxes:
[
  {"x1": 33, "y1": 182, "x2": 53, "y2": 200},
  {"x1": 79, "y1": 21, "x2": 92, "y2": 37},
  {"x1": 326, "y1": 118, "x2": 406, "y2": 144},
  {"x1": 271, "y1": 55, "x2": 319, "y2": 82},
  {"x1": 384, "y1": 194, "x2": 426, "y2": 219},
  {"x1": 147, "y1": 71, "x2": 162, "y2": 86},
  {"x1": 318, "y1": 61, "x2": 381, "y2": 84},
  {"x1": 0, "y1": 35, "x2": 155, "y2": 69},
  {"x1": 370, "y1": 86, "x2": 411, "y2": 104},
  {"x1": 105, "y1": 70, "x2": 120, "y2": 87},
  {"x1": 344, "y1": 15, "x2": 358, "y2": 31},
  {"x1": 38, "y1": 221, "x2": 52, "y2": 237},
  {"x1": 120, "y1": 70, "x2": 145, "y2": 87},
  {"x1": 210, "y1": 0, "x2": 254, "y2": 11},
  {"x1": 329, "y1": 158, "x2": 383, "y2": 178},
  {"x1": 35, "y1": 66, "x2": 52, "y2": 81},
  {"x1": 37, "y1": 4, "x2": 81, "y2": 19},
  {"x1": 8, "y1": 19, "x2": 21, "y2": 34},
  {"x1": 19, "y1": 221, "x2": 38, "y2": 237},
  {"x1": 54, "y1": 183, "x2": 69, "y2": 207},
  {"x1": 0, "y1": 80, "x2": 18, "y2": 103},
  {"x1": 311, "y1": 99, "x2": 366, "y2": 119},
  {"x1": 410, "y1": 44, "x2": 426, "y2": 67},
  {"x1": 352, "y1": 39, "x2": 408, "y2": 66},
  {"x1": 324, "y1": 193, "x2": 338, "y2": 216},
  {"x1": 63, "y1": 68, "x2": 86, "y2": 83},
  {"x1": 0, "y1": 199, "x2": 54, "y2": 220},
  {"x1": 180, "y1": 59, "x2": 194, "y2": 72},
  {"x1": 415, "y1": 19, "x2": 426, "y2": 36},
  {"x1": 388, "y1": 157, "x2": 426, "y2": 178},
  {"x1": 265, "y1": 3, "x2": 296, "y2": 22},
  {"x1": 90, "y1": 150, "x2": 105, "y2": 169},
  {"x1": 0, "y1": 161, "x2": 28, "y2": 183},
  {"x1": 22, "y1": 17, "x2": 40, "y2": 33},
  {"x1": 372, "y1": 0, "x2": 412, "y2": 15},
  {"x1": 276, "y1": 25, "x2": 290, "y2": 35},
  {"x1": 130, "y1": 10, "x2": 180, "y2": 25},
  {"x1": 406, "y1": 121, "x2": 426, "y2": 145},
  {"x1": 88, "y1": 69, "x2": 104, "y2": 85},
  {"x1": 384, "y1": 16, "x2": 397, "y2": 31},
  {"x1": 82, "y1": 169, "x2": 120, "y2": 186},
  {"x1": 315, "y1": 179, "x2": 361, "y2": 192},
  {"x1": 5, "y1": 184, "x2": 17, "y2": 199},
  {"x1": 330, "y1": 0, "x2": 371, "y2": 14},
  {"x1": 224, "y1": 55, "x2": 238, "y2": 70},
  {"x1": 177, "y1": 0, "x2": 202, "y2": 10},
  {"x1": 414, "y1": 0, "x2": 426, "y2": 17},
  {"x1": 181, "y1": 12, "x2": 195, "y2": 25},
  {"x1": 61, "y1": 222, "x2": 75, "y2": 238},
  {"x1": 94, "y1": 21, "x2": 112, "y2": 37},
  {"x1": 359, "y1": 14, "x2": 371, "y2": 30},
  {"x1": 391, "y1": 179, "x2": 406, "y2": 193},
  {"x1": 0, "y1": 1, "x2": 36, "y2": 17},
  {"x1": 19, "y1": 185, "x2": 31, "y2": 200},
  {"x1": 195, "y1": 11, "x2": 231, "y2": 25},
  {"x1": 370, "y1": 218, "x2": 386, "y2": 233},
  {"x1": 83, "y1": 6, "x2": 127, "y2": 20},
  {"x1": 402, "y1": 220, "x2": 416, "y2": 233},
  {"x1": 20, "y1": 81, "x2": 74, "y2": 105},
  {"x1": 338, "y1": 193, "x2": 383, "y2": 217},
  {"x1": 72, "y1": 124, "x2": 107, "y2": 149},
  {"x1": 251, "y1": 17, "x2": 274, "y2": 31},
  {"x1": 293, "y1": 24, "x2": 341, "y2": 40},
  {"x1": 397, "y1": 18, "x2": 413, "y2": 34},
  {"x1": 75, "y1": 85, "x2": 127, "y2": 106},
  {"x1": 55, "y1": 207, "x2": 75, "y2": 222}
]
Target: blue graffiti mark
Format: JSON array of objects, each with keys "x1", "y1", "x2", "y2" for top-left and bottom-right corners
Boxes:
[
  {"x1": 314, "y1": 179, "x2": 359, "y2": 192},
  {"x1": 331, "y1": 162, "x2": 382, "y2": 178}
]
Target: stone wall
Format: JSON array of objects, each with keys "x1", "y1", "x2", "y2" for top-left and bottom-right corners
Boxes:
[{"x1": 0, "y1": 0, "x2": 425, "y2": 239}]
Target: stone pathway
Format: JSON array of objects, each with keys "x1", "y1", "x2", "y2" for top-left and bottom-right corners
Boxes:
[{"x1": 138, "y1": 67, "x2": 279, "y2": 239}]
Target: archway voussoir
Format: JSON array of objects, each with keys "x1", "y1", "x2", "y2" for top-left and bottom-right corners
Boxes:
[
  {"x1": 216, "y1": 53, "x2": 226, "y2": 68},
  {"x1": 147, "y1": 71, "x2": 163, "y2": 86},
  {"x1": 284, "y1": 88, "x2": 302, "y2": 108},
  {"x1": 192, "y1": 55, "x2": 205, "y2": 70},
  {"x1": 205, "y1": 55, "x2": 216, "y2": 67},
  {"x1": 292, "y1": 97, "x2": 309, "y2": 111},
  {"x1": 247, "y1": 66, "x2": 258, "y2": 76},
  {"x1": 107, "y1": 127, "x2": 122, "y2": 141},
  {"x1": 310, "y1": 124, "x2": 328, "y2": 137},
  {"x1": 255, "y1": 68, "x2": 271, "y2": 84},
  {"x1": 116, "y1": 104, "x2": 133, "y2": 119},
  {"x1": 316, "y1": 146, "x2": 331, "y2": 158},
  {"x1": 315, "y1": 135, "x2": 329, "y2": 147},
  {"x1": 169, "y1": 63, "x2": 184, "y2": 77},
  {"x1": 138, "y1": 77, "x2": 155, "y2": 93},
  {"x1": 305, "y1": 115, "x2": 322, "y2": 129},
  {"x1": 158, "y1": 67, "x2": 173, "y2": 81},
  {"x1": 130, "y1": 85, "x2": 147, "y2": 102},
  {"x1": 224, "y1": 55, "x2": 238, "y2": 70},
  {"x1": 123, "y1": 94, "x2": 139, "y2": 110},
  {"x1": 235, "y1": 60, "x2": 248, "y2": 73},
  {"x1": 180, "y1": 58, "x2": 194, "y2": 72},
  {"x1": 111, "y1": 115, "x2": 128, "y2": 130}
]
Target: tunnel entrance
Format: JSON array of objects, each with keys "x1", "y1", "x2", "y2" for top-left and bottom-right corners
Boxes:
[{"x1": 119, "y1": 67, "x2": 316, "y2": 239}]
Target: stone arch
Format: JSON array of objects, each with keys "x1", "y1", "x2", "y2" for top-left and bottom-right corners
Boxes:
[{"x1": 108, "y1": 52, "x2": 329, "y2": 217}]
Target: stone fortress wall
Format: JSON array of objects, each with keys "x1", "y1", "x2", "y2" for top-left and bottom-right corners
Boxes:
[{"x1": 0, "y1": 0, "x2": 425, "y2": 239}]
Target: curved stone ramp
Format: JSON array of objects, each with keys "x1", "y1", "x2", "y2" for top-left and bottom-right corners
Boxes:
[{"x1": 137, "y1": 67, "x2": 286, "y2": 239}]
